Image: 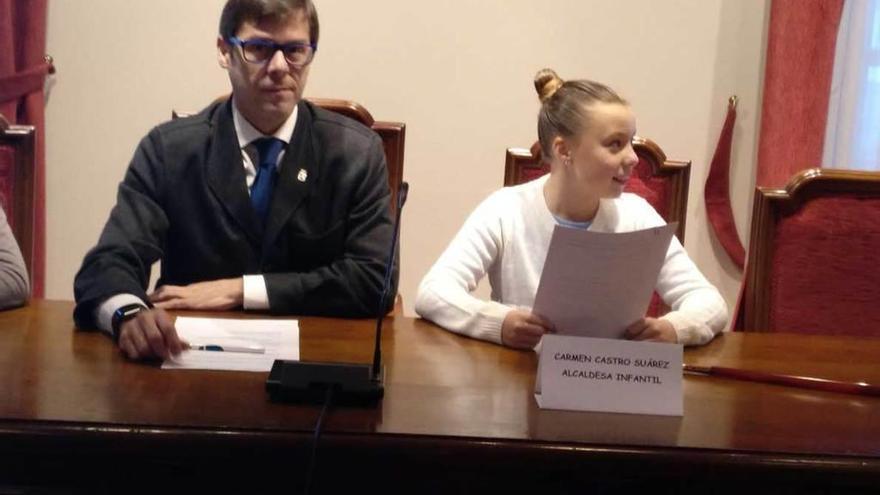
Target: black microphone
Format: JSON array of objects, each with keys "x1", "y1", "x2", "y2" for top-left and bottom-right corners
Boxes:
[
  {"x1": 266, "y1": 182, "x2": 409, "y2": 406},
  {"x1": 371, "y1": 181, "x2": 407, "y2": 381}
]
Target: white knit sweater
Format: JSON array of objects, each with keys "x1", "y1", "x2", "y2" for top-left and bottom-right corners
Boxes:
[{"x1": 414, "y1": 175, "x2": 728, "y2": 346}]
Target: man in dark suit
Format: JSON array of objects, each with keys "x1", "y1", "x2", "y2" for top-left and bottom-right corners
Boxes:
[{"x1": 74, "y1": 0, "x2": 395, "y2": 360}]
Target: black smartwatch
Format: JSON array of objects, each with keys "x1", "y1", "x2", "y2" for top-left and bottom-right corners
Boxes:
[{"x1": 111, "y1": 304, "x2": 146, "y2": 342}]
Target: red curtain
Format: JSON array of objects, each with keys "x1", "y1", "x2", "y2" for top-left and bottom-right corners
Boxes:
[
  {"x1": 705, "y1": 97, "x2": 746, "y2": 269},
  {"x1": 756, "y1": 0, "x2": 844, "y2": 188},
  {"x1": 0, "y1": 0, "x2": 48, "y2": 297}
]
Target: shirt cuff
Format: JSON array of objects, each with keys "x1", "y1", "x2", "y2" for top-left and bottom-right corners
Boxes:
[
  {"x1": 243, "y1": 275, "x2": 269, "y2": 310},
  {"x1": 96, "y1": 294, "x2": 149, "y2": 335},
  {"x1": 475, "y1": 302, "x2": 512, "y2": 344},
  {"x1": 662, "y1": 311, "x2": 712, "y2": 347}
]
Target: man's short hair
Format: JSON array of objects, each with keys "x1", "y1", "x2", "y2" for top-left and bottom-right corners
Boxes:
[{"x1": 219, "y1": 0, "x2": 320, "y2": 44}]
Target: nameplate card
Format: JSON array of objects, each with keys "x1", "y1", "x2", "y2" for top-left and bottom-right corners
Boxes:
[{"x1": 535, "y1": 334, "x2": 683, "y2": 416}]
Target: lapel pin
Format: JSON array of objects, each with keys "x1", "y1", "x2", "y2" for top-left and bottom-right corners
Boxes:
[{"x1": 297, "y1": 169, "x2": 308, "y2": 182}]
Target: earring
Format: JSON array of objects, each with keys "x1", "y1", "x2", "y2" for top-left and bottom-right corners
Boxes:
[{"x1": 564, "y1": 157, "x2": 572, "y2": 167}]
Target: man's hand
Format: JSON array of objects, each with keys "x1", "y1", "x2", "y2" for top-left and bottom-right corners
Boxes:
[
  {"x1": 149, "y1": 278, "x2": 244, "y2": 311},
  {"x1": 501, "y1": 310, "x2": 555, "y2": 350},
  {"x1": 118, "y1": 308, "x2": 184, "y2": 360},
  {"x1": 624, "y1": 317, "x2": 678, "y2": 343}
]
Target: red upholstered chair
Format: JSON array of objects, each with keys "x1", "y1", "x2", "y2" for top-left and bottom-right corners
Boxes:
[
  {"x1": 740, "y1": 168, "x2": 880, "y2": 335},
  {"x1": 0, "y1": 114, "x2": 36, "y2": 285},
  {"x1": 504, "y1": 137, "x2": 692, "y2": 317}
]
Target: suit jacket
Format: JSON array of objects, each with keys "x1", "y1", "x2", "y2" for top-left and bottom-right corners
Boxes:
[{"x1": 74, "y1": 99, "x2": 395, "y2": 328}]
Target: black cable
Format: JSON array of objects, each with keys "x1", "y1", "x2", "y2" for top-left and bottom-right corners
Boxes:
[{"x1": 303, "y1": 386, "x2": 334, "y2": 495}]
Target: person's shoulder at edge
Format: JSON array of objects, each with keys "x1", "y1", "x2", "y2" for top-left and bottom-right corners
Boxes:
[
  {"x1": 0, "y1": 207, "x2": 29, "y2": 310},
  {"x1": 151, "y1": 99, "x2": 225, "y2": 137},
  {"x1": 125, "y1": 100, "x2": 227, "y2": 174}
]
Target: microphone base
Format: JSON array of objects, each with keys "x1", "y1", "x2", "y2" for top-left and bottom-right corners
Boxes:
[{"x1": 266, "y1": 360, "x2": 384, "y2": 406}]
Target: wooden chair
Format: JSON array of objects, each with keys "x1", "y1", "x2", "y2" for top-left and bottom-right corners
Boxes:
[
  {"x1": 740, "y1": 168, "x2": 880, "y2": 335},
  {"x1": 174, "y1": 97, "x2": 406, "y2": 216},
  {"x1": 504, "y1": 137, "x2": 690, "y2": 241},
  {"x1": 0, "y1": 114, "x2": 36, "y2": 285}
]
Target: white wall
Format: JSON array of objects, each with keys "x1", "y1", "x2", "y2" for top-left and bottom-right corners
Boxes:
[{"x1": 45, "y1": 0, "x2": 768, "y2": 323}]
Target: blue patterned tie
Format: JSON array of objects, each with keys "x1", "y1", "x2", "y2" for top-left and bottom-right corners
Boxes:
[{"x1": 250, "y1": 137, "x2": 284, "y2": 227}]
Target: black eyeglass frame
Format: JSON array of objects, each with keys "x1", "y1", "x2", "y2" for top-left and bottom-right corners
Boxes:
[{"x1": 226, "y1": 36, "x2": 317, "y2": 67}]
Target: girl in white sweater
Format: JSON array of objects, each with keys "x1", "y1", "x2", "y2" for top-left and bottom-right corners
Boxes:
[{"x1": 415, "y1": 69, "x2": 728, "y2": 349}]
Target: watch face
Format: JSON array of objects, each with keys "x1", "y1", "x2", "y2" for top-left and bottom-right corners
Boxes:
[
  {"x1": 113, "y1": 304, "x2": 145, "y2": 338},
  {"x1": 121, "y1": 307, "x2": 142, "y2": 318}
]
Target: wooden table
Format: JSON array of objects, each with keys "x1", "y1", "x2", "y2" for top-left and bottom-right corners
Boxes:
[{"x1": 1, "y1": 300, "x2": 878, "y2": 493}]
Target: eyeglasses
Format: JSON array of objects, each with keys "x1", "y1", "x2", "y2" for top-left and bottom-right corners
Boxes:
[{"x1": 226, "y1": 36, "x2": 317, "y2": 67}]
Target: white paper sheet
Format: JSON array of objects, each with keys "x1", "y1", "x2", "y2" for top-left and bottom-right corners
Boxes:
[
  {"x1": 161, "y1": 316, "x2": 299, "y2": 372},
  {"x1": 532, "y1": 223, "x2": 676, "y2": 339}
]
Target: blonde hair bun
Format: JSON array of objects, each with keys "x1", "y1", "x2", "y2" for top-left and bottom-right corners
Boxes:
[{"x1": 534, "y1": 68, "x2": 565, "y2": 103}]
